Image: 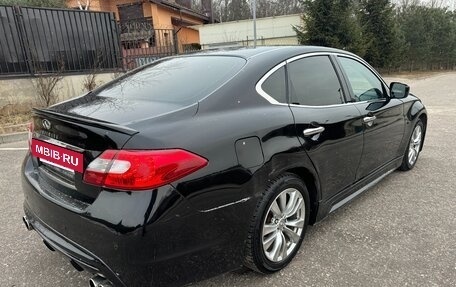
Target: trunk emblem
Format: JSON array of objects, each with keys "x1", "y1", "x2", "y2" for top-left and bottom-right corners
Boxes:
[{"x1": 42, "y1": 119, "x2": 51, "y2": 130}]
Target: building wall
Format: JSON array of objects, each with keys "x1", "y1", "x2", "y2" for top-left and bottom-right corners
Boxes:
[
  {"x1": 66, "y1": 0, "x2": 203, "y2": 52},
  {"x1": 178, "y1": 27, "x2": 199, "y2": 45},
  {"x1": 68, "y1": 1, "x2": 204, "y2": 25},
  {"x1": 154, "y1": 5, "x2": 173, "y2": 28},
  {"x1": 196, "y1": 14, "x2": 303, "y2": 47},
  {"x1": 153, "y1": 6, "x2": 202, "y2": 50},
  {"x1": 101, "y1": 0, "x2": 148, "y2": 19},
  {"x1": 67, "y1": 0, "x2": 146, "y2": 18},
  {"x1": 200, "y1": 37, "x2": 299, "y2": 50}
]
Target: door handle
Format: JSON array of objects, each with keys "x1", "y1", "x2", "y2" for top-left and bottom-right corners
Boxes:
[
  {"x1": 303, "y1": 126, "x2": 325, "y2": 136},
  {"x1": 363, "y1": 116, "x2": 376, "y2": 123}
]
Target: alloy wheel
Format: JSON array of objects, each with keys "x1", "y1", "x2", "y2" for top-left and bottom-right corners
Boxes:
[
  {"x1": 262, "y1": 188, "x2": 305, "y2": 262},
  {"x1": 408, "y1": 124, "x2": 422, "y2": 166}
]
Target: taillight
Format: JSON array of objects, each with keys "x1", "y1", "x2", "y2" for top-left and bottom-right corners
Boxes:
[{"x1": 83, "y1": 149, "x2": 208, "y2": 190}]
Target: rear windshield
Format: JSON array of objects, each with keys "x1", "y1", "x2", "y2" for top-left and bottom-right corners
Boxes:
[{"x1": 95, "y1": 56, "x2": 246, "y2": 106}]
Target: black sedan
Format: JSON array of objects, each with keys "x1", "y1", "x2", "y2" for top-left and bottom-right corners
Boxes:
[{"x1": 21, "y1": 46, "x2": 427, "y2": 287}]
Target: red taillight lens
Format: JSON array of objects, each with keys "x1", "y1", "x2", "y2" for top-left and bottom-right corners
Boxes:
[{"x1": 83, "y1": 149, "x2": 208, "y2": 190}]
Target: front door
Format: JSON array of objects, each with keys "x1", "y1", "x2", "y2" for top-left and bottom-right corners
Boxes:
[{"x1": 336, "y1": 56, "x2": 405, "y2": 180}]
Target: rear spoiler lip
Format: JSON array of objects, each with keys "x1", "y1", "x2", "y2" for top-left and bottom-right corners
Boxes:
[{"x1": 33, "y1": 108, "x2": 139, "y2": 136}]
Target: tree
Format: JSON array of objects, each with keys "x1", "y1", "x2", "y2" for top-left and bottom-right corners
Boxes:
[
  {"x1": 226, "y1": 0, "x2": 251, "y2": 21},
  {"x1": 294, "y1": 0, "x2": 366, "y2": 56},
  {"x1": 359, "y1": 0, "x2": 400, "y2": 69},
  {"x1": 0, "y1": 0, "x2": 67, "y2": 7},
  {"x1": 76, "y1": 0, "x2": 90, "y2": 10},
  {"x1": 203, "y1": 0, "x2": 304, "y2": 22},
  {"x1": 397, "y1": 5, "x2": 456, "y2": 70},
  {"x1": 256, "y1": 0, "x2": 303, "y2": 18},
  {"x1": 32, "y1": 58, "x2": 65, "y2": 107},
  {"x1": 428, "y1": 8, "x2": 454, "y2": 69},
  {"x1": 450, "y1": 11, "x2": 456, "y2": 69}
]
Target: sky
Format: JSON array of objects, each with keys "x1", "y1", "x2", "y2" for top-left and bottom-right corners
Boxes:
[{"x1": 393, "y1": 0, "x2": 455, "y2": 10}]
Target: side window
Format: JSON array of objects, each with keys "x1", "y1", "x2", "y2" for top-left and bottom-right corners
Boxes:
[
  {"x1": 261, "y1": 66, "x2": 287, "y2": 103},
  {"x1": 288, "y1": 56, "x2": 344, "y2": 106},
  {"x1": 338, "y1": 57, "x2": 385, "y2": 102}
]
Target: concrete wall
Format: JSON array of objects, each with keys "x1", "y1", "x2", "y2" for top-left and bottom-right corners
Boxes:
[
  {"x1": 195, "y1": 14, "x2": 303, "y2": 47},
  {"x1": 0, "y1": 73, "x2": 116, "y2": 114},
  {"x1": 227, "y1": 36, "x2": 299, "y2": 49}
]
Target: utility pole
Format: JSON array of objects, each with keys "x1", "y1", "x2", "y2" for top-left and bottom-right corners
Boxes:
[{"x1": 252, "y1": 0, "x2": 257, "y2": 48}]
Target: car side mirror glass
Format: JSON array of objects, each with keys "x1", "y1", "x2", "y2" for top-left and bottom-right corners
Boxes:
[{"x1": 390, "y1": 82, "x2": 410, "y2": 99}]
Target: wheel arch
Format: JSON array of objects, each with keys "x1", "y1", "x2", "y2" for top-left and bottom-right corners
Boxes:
[
  {"x1": 403, "y1": 99, "x2": 427, "y2": 153},
  {"x1": 418, "y1": 112, "x2": 427, "y2": 151},
  {"x1": 284, "y1": 167, "x2": 320, "y2": 225}
]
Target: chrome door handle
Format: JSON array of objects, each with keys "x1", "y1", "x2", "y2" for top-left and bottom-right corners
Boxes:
[
  {"x1": 303, "y1": 126, "x2": 325, "y2": 136},
  {"x1": 363, "y1": 116, "x2": 376, "y2": 123}
]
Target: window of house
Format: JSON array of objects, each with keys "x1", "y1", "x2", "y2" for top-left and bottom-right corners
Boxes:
[{"x1": 118, "y1": 3, "x2": 144, "y2": 21}]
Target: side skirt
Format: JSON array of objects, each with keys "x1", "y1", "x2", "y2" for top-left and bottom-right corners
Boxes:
[
  {"x1": 329, "y1": 168, "x2": 395, "y2": 213},
  {"x1": 315, "y1": 157, "x2": 402, "y2": 222}
]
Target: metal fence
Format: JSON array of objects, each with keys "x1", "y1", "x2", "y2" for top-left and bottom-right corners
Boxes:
[{"x1": 0, "y1": 5, "x2": 121, "y2": 76}]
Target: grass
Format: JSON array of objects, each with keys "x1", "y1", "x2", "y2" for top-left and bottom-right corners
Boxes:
[{"x1": 0, "y1": 111, "x2": 31, "y2": 134}]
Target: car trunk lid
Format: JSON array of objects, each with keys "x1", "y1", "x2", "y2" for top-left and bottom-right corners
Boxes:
[{"x1": 30, "y1": 108, "x2": 137, "y2": 207}]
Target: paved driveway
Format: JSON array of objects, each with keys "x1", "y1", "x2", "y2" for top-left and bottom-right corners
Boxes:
[{"x1": 1, "y1": 72, "x2": 455, "y2": 287}]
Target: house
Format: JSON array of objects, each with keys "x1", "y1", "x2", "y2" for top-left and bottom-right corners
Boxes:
[
  {"x1": 194, "y1": 14, "x2": 303, "y2": 49},
  {"x1": 66, "y1": 0, "x2": 211, "y2": 68}
]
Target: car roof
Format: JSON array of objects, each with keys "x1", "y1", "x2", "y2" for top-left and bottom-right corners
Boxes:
[{"x1": 190, "y1": 45, "x2": 356, "y2": 60}]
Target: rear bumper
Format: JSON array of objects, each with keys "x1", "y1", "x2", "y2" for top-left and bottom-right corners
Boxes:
[
  {"x1": 21, "y1": 154, "x2": 251, "y2": 286},
  {"x1": 23, "y1": 204, "x2": 126, "y2": 286}
]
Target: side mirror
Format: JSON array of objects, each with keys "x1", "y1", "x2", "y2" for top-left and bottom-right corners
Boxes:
[{"x1": 390, "y1": 82, "x2": 410, "y2": 99}]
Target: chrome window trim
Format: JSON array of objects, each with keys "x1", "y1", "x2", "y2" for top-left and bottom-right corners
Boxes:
[
  {"x1": 289, "y1": 102, "x2": 353, "y2": 109},
  {"x1": 255, "y1": 51, "x2": 390, "y2": 107},
  {"x1": 285, "y1": 52, "x2": 334, "y2": 64},
  {"x1": 255, "y1": 61, "x2": 286, "y2": 105}
]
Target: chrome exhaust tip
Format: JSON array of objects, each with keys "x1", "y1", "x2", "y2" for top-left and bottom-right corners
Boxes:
[
  {"x1": 22, "y1": 216, "x2": 33, "y2": 231},
  {"x1": 89, "y1": 275, "x2": 112, "y2": 287}
]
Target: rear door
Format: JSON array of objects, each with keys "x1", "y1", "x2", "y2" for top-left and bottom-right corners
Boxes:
[
  {"x1": 336, "y1": 56, "x2": 405, "y2": 180},
  {"x1": 286, "y1": 54, "x2": 364, "y2": 201}
]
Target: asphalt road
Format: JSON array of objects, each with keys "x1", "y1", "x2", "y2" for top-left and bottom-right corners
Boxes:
[{"x1": 1, "y1": 72, "x2": 455, "y2": 287}]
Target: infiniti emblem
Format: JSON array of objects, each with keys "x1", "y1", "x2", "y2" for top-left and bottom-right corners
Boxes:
[{"x1": 42, "y1": 119, "x2": 51, "y2": 130}]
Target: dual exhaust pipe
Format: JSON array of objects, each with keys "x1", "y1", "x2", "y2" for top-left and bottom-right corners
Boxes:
[
  {"x1": 22, "y1": 216, "x2": 33, "y2": 231},
  {"x1": 23, "y1": 216, "x2": 113, "y2": 287},
  {"x1": 89, "y1": 275, "x2": 113, "y2": 287}
]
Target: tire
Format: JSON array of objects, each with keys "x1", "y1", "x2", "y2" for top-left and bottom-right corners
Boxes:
[
  {"x1": 244, "y1": 173, "x2": 310, "y2": 274},
  {"x1": 399, "y1": 120, "x2": 424, "y2": 171}
]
